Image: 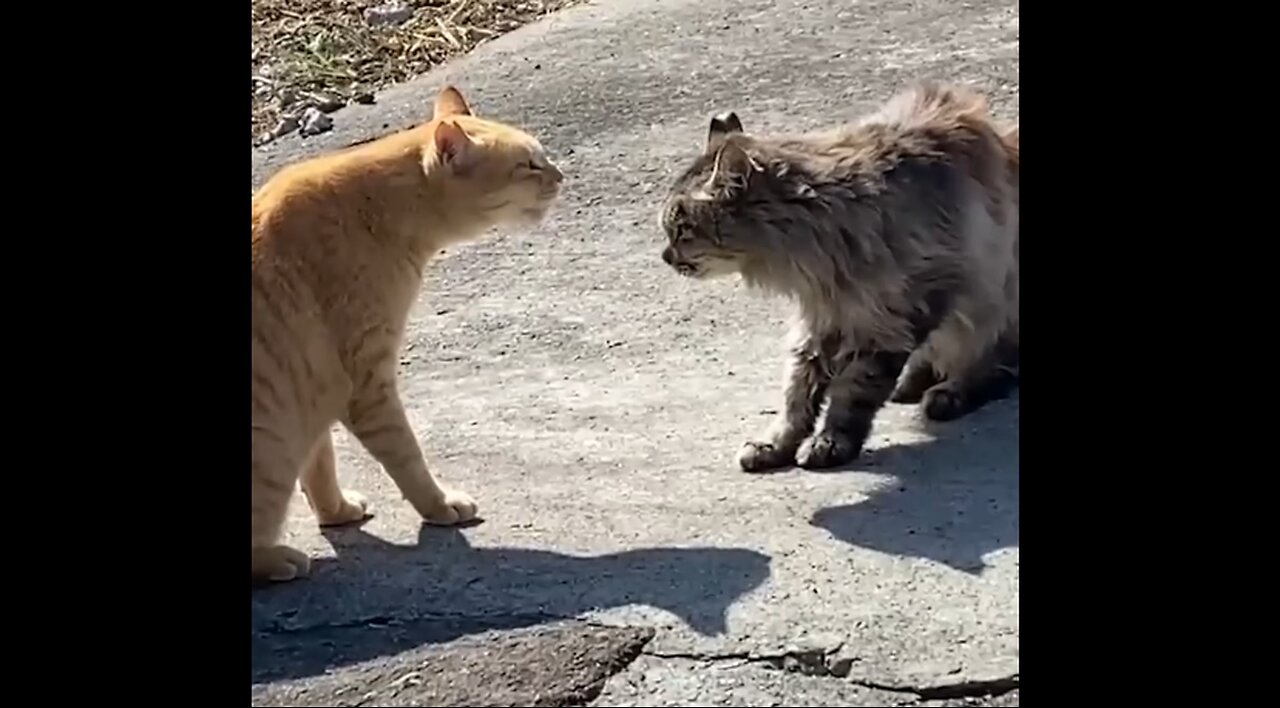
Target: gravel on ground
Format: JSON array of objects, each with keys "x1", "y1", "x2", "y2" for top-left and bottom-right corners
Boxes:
[{"x1": 251, "y1": 0, "x2": 582, "y2": 144}]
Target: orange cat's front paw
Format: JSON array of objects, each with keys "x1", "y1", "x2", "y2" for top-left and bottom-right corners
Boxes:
[
  {"x1": 416, "y1": 488, "x2": 479, "y2": 526},
  {"x1": 315, "y1": 489, "x2": 371, "y2": 527},
  {"x1": 252, "y1": 544, "x2": 311, "y2": 584}
]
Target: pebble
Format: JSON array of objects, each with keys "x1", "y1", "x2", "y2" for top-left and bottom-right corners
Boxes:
[
  {"x1": 354, "y1": 91, "x2": 376, "y2": 105},
  {"x1": 364, "y1": 2, "x2": 413, "y2": 27},
  {"x1": 313, "y1": 95, "x2": 345, "y2": 113},
  {"x1": 269, "y1": 113, "x2": 300, "y2": 139},
  {"x1": 299, "y1": 107, "x2": 333, "y2": 137}
]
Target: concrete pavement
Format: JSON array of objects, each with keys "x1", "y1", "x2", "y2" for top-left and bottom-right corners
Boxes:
[{"x1": 250, "y1": 0, "x2": 1019, "y2": 704}]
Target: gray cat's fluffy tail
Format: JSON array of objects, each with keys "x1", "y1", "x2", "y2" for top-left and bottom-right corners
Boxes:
[{"x1": 871, "y1": 81, "x2": 995, "y2": 130}]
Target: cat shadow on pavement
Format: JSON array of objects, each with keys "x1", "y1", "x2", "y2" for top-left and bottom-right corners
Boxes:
[
  {"x1": 810, "y1": 396, "x2": 1019, "y2": 575},
  {"x1": 251, "y1": 524, "x2": 771, "y2": 684}
]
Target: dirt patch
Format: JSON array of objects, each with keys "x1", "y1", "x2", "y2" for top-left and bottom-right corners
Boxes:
[
  {"x1": 251, "y1": 620, "x2": 655, "y2": 707},
  {"x1": 251, "y1": 0, "x2": 582, "y2": 145}
]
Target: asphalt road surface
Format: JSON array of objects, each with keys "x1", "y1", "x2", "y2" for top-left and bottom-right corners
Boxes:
[{"x1": 250, "y1": 0, "x2": 1019, "y2": 704}]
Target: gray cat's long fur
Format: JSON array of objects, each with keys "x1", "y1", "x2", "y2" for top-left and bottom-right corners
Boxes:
[{"x1": 659, "y1": 82, "x2": 1019, "y2": 472}]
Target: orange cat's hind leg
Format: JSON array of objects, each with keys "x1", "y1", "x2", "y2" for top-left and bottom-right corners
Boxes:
[
  {"x1": 251, "y1": 428, "x2": 311, "y2": 584},
  {"x1": 300, "y1": 430, "x2": 371, "y2": 527}
]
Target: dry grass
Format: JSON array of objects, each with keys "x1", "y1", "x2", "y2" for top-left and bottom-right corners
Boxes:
[{"x1": 252, "y1": 0, "x2": 580, "y2": 144}]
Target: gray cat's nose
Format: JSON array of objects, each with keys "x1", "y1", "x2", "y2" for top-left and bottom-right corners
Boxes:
[{"x1": 661, "y1": 246, "x2": 675, "y2": 265}]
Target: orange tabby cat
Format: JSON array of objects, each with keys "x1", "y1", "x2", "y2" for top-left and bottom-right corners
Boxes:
[{"x1": 251, "y1": 85, "x2": 564, "y2": 584}]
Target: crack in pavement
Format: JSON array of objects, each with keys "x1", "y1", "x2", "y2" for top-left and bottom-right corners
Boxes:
[
  {"x1": 258, "y1": 610, "x2": 1016, "y2": 703},
  {"x1": 643, "y1": 647, "x2": 1019, "y2": 700}
]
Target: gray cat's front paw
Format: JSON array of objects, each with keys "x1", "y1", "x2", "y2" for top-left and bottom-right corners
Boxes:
[
  {"x1": 796, "y1": 432, "x2": 863, "y2": 469},
  {"x1": 889, "y1": 381, "x2": 926, "y2": 404},
  {"x1": 737, "y1": 440, "x2": 796, "y2": 473}
]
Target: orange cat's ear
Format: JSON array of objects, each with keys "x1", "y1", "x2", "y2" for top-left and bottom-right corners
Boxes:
[
  {"x1": 430, "y1": 119, "x2": 474, "y2": 170},
  {"x1": 434, "y1": 85, "x2": 473, "y2": 119}
]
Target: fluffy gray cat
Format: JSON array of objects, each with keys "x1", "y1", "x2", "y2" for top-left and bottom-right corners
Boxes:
[{"x1": 659, "y1": 81, "x2": 1019, "y2": 472}]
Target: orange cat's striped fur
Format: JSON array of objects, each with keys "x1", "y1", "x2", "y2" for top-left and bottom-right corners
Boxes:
[{"x1": 251, "y1": 86, "x2": 564, "y2": 584}]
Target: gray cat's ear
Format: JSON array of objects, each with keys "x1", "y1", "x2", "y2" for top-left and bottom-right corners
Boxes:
[
  {"x1": 705, "y1": 111, "x2": 744, "y2": 154},
  {"x1": 699, "y1": 140, "x2": 760, "y2": 199},
  {"x1": 714, "y1": 141, "x2": 760, "y2": 180}
]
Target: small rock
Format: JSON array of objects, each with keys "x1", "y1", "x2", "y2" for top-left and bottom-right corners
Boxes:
[
  {"x1": 364, "y1": 2, "x2": 413, "y2": 27},
  {"x1": 354, "y1": 91, "x2": 375, "y2": 105},
  {"x1": 828, "y1": 654, "x2": 858, "y2": 677},
  {"x1": 314, "y1": 95, "x2": 345, "y2": 113},
  {"x1": 299, "y1": 107, "x2": 333, "y2": 137},
  {"x1": 389, "y1": 671, "x2": 422, "y2": 688},
  {"x1": 270, "y1": 113, "x2": 300, "y2": 139}
]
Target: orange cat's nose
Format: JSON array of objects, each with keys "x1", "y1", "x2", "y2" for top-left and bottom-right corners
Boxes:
[{"x1": 546, "y1": 163, "x2": 564, "y2": 185}]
